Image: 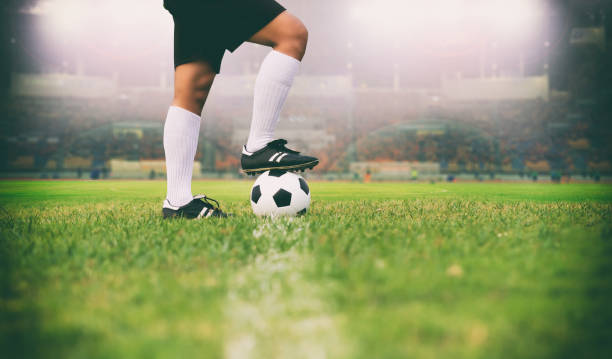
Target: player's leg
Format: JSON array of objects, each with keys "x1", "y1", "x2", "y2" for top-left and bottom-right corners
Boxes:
[
  {"x1": 164, "y1": 60, "x2": 214, "y2": 207},
  {"x1": 162, "y1": 5, "x2": 228, "y2": 218},
  {"x1": 245, "y1": 12, "x2": 306, "y2": 152},
  {"x1": 163, "y1": 61, "x2": 226, "y2": 218},
  {"x1": 240, "y1": 12, "x2": 318, "y2": 175},
  {"x1": 172, "y1": 61, "x2": 216, "y2": 115}
]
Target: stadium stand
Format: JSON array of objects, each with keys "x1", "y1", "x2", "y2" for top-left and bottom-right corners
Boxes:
[{"x1": 1, "y1": 78, "x2": 609, "y2": 179}]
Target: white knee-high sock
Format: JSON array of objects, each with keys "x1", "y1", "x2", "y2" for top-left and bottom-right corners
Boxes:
[
  {"x1": 163, "y1": 106, "x2": 201, "y2": 207},
  {"x1": 246, "y1": 50, "x2": 300, "y2": 152}
]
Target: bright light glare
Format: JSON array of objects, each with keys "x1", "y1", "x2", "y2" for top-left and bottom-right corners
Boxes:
[
  {"x1": 27, "y1": 0, "x2": 170, "y2": 38},
  {"x1": 33, "y1": 0, "x2": 88, "y2": 35},
  {"x1": 351, "y1": 0, "x2": 542, "y2": 39},
  {"x1": 22, "y1": 0, "x2": 173, "y2": 67},
  {"x1": 483, "y1": 0, "x2": 542, "y2": 35}
]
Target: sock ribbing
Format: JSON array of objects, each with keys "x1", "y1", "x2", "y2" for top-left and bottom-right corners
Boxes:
[
  {"x1": 163, "y1": 106, "x2": 201, "y2": 207},
  {"x1": 246, "y1": 50, "x2": 300, "y2": 152}
]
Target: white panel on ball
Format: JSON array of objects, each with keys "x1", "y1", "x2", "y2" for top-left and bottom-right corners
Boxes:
[{"x1": 250, "y1": 170, "x2": 311, "y2": 217}]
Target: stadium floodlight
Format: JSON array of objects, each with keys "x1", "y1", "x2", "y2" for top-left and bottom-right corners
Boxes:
[
  {"x1": 27, "y1": 0, "x2": 170, "y2": 39},
  {"x1": 26, "y1": 1, "x2": 53, "y2": 15},
  {"x1": 30, "y1": 0, "x2": 88, "y2": 36},
  {"x1": 480, "y1": 0, "x2": 542, "y2": 38}
]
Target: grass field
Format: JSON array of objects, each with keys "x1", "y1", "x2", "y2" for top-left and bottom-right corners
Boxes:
[{"x1": 1, "y1": 180, "x2": 611, "y2": 359}]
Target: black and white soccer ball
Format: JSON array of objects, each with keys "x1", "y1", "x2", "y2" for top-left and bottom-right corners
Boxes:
[{"x1": 250, "y1": 170, "x2": 311, "y2": 217}]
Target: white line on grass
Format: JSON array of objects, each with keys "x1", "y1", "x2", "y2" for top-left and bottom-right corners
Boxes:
[{"x1": 224, "y1": 219, "x2": 351, "y2": 359}]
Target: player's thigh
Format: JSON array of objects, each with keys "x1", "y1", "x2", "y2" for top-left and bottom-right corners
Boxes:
[{"x1": 248, "y1": 11, "x2": 307, "y2": 47}]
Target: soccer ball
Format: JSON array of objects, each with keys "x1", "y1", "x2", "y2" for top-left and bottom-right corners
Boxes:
[{"x1": 250, "y1": 170, "x2": 311, "y2": 217}]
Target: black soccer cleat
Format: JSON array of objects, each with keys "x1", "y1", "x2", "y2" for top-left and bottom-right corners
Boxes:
[
  {"x1": 241, "y1": 139, "x2": 319, "y2": 176},
  {"x1": 162, "y1": 194, "x2": 229, "y2": 219}
]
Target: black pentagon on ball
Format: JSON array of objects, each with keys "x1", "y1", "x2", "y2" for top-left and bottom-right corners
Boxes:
[
  {"x1": 297, "y1": 208, "x2": 307, "y2": 216},
  {"x1": 299, "y1": 178, "x2": 309, "y2": 195},
  {"x1": 273, "y1": 188, "x2": 292, "y2": 207},
  {"x1": 251, "y1": 185, "x2": 262, "y2": 203},
  {"x1": 268, "y1": 170, "x2": 287, "y2": 177}
]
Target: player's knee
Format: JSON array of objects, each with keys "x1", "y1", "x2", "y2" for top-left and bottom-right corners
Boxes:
[
  {"x1": 193, "y1": 78, "x2": 213, "y2": 101},
  {"x1": 174, "y1": 75, "x2": 213, "y2": 111},
  {"x1": 191, "y1": 89, "x2": 208, "y2": 109},
  {"x1": 175, "y1": 87, "x2": 208, "y2": 107},
  {"x1": 288, "y1": 18, "x2": 308, "y2": 52},
  {"x1": 282, "y1": 20, "x2": 308, "y2": 59},
  {"x1": 293, "y1": 22, "x2": 308, "y2": 54}
]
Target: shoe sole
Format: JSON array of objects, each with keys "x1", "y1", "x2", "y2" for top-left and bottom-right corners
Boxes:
[
  {"x1": 242, "y1": 160, "x2": 319, "y2": 176},
  {"x1": 162, "y1": 208, "x2": 178, "y2": 219},
  {"x1": 162, "y1": 210, "x2": 229, "y2": 219}
]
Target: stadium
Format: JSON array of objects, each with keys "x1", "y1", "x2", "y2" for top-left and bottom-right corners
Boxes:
[{"x1": 1, "y1": 0, "x2": 611, "y2": 358}]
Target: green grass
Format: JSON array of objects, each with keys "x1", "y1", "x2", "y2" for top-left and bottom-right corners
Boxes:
[{"x1": 1, "y1": 180, "x2": 611, "y2": 359}]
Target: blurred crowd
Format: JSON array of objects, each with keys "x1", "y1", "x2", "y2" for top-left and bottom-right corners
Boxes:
[
  {"x1": 0, "y1": 93, "x2": 610, "y2": 178},
  {"x1": 351, "y1": 96, "x2": 610, "y2": 176}
]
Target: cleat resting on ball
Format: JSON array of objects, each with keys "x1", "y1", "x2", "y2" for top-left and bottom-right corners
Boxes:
[{"x1": 241, "y1": 139, "x2": 318, "y2": 175}]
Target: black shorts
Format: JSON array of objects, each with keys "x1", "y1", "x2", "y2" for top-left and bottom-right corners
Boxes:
[{"x1": 165, "y1": 0, "x2": 286, "y2": 73}]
